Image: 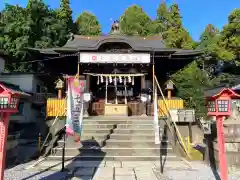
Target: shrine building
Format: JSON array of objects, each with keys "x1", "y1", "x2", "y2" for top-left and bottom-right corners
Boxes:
[{"x1": 27, "y1": 21, "x2": 202, "y2": 118}]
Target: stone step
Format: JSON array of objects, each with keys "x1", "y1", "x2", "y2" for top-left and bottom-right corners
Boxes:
[
  {"x1": 78, "y1": 134, "x2": 109, "y2": 140},
  {"x1": 84, "y1": 116, "x2": 154, "y2": 121},
  {"x1": 34, "y1": 159, "x2": 188, "y2": 172},
  {"x1": 83, "y1": 120, "x2": 155, "y2": 125},
  {"x1": 82, "y1": 129, "x2": 112, "y2": 134},
  {"x1": 58, "y1": 139, "x2": 106, "y2": 147},
  {"x1": 82, "y1": 128, "x2": 162, "y2": 135},
  {"x1": 82, "y1": 123, "x2": 156, "y2": 130},
  {"x1": 105, "y1": 139, "x2": 168, "y2": 147},
  {"x1": 47, "y1": 153, "x2": 179, "y2": 161},
  {"x1": 82, "y1": 124, "x2": 116, "y2": 129},
  {"x1": 110, "y1": 133, "x2": 165, "y2": 140},
  {"x1": 63, "y1": 133, "x2": 165, "y2": 142},
  {"x1": 113, "y1": 128, "x2": 162, "y2": 134},
  {"x1": 116, "y1": 124, "x2": 155, "y2": 129},
  {"x1": 52, "y1": 146, "x2": 174, "y2": 156},
  {"x1": 58, "y1": 138, "x2": 169, "y2": 148},
  {"x1": 83, "y1": 125, "x2": 116, "y2": 130}
]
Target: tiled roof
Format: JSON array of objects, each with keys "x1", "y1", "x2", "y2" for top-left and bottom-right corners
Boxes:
[
  {"x1": 26, "y1": 35, "x2": 203, "y2": 56},
  {"x1": 0, "y1": 81, "x2": 31, "y2": 97}
]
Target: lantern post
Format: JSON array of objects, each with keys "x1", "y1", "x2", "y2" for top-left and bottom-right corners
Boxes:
[
  {"x1": 165, "y1": 80, "x2": 174, "y2": 99},
  {"x1": 0, "y1": 83, "x2": 20, "y2": 180},
  {"x1": 55, "y1": 78, "x2": 64, "y2": 99},
  {"x1": 206, "y1": 88, "x2": 240, "y2": 180}
]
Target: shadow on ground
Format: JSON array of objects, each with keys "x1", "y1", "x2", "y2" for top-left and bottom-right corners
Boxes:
[
  {"x1": 21, "y1": 135, "x2": 106, "y2": 180},
  {"x1": 159, "y1": 124, "x2": 168, "y2": 173},
  {"x1": 6, "y1": 122, "x2": 47, "y2": 169}
]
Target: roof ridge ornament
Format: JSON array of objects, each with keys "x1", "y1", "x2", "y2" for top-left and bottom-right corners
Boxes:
[{"x1": 110, "y1": 20, "x2": 121, "y2": 35}]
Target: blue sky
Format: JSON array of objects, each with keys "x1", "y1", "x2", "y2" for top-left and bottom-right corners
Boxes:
[{"x1": 1, "y1": 0, "x2": 239, "y2": 40}]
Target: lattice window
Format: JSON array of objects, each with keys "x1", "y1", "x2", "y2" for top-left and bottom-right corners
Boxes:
[
  {"x1": 208, "y1": 101, "x2": 216, "y2": 112},
  {"x1": 217, "y1": 100, "x2": 229, "y2": 112}
]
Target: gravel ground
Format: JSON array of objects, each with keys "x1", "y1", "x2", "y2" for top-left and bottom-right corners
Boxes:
[{"x1": 4, "y1": 162, "x2": 69, "y2": 180}]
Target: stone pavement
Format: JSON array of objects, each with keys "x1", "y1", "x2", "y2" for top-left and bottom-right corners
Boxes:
[
  {"x1": 4, "y1": 160, "x2": 240, "y2": 180},
  {"x1": 35, "y1": 160, "x2": 166, "y2": 180}
]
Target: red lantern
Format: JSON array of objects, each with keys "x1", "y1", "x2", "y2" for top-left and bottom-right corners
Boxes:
[
  {"x1": 206, "y1": 88, "x2": 240, "y2": 180},
  {"x1": 0, "y1": 83, "x2": 20, "y2": 180}
]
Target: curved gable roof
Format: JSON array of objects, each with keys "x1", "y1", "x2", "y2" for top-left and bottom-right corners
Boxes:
[
  {"x1": 57, "y1": 35, "x2": 166, "y2": 52},
  {"x1": 26, "y1": 35, "x2": 203, "y2": 56}
]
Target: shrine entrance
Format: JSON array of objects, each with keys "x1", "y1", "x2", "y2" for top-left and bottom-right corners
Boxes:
[{"x1": 79, "y1": 53, "x2": 152, "y2": 116}]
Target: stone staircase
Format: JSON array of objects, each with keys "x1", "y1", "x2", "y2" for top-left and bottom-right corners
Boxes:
[{"x1": 47, "y1": 116, "x2": 179, "y2": 162}]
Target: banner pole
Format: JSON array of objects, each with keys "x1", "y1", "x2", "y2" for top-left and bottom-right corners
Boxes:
[{"x1": 61, "y1": 126, "x2": 66, "y2": 172}]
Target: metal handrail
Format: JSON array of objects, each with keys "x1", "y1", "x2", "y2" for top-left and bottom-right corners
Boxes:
[{"x1": 154, "y1": 75, "x2": 190, "y2": 158}]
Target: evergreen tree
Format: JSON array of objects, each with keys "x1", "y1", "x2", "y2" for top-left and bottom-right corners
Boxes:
[
  {"x1": 198, "y1": 24, "x2": 220, "y2": 52},
  {"x1": 75, "y1": 11, "x2": 101, "y2": 36},
  {"x1": 164, "y1": 4, "x2": 195, "y2": 49},
  {"x1": 119, "y1": 5, "x2": 156, "y2": 36},
  {"x1": 171, "y1": 62, "x2": 212, "y2": 117},
  {"x1": 197, "y1": 24, "x2": 221, "y2": 73},
  {"x1": 155, "y1": 1, "x2": 170, "y2": 35},
  {"x1": 57, "y1": 0, "x2": 73, "y2": 33},
  {"x1": 219, "y1": 8, "x2": 240, "y2": 63}
]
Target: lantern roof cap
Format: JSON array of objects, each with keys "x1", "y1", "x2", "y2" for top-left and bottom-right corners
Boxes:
[
  {"x1": 205, "y1": 87, "x2": 240, "y2": 99},
  {"x1": 0, "y1": 81, "x2": 31, "y2": 97},
  {"x1": 165, "y1": 79, "x2": 175, "y2": 85}
]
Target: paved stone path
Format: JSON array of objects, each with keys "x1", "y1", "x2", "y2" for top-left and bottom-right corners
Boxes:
[{"x1": 4, "y1": 160, "x2": 240, "y2": 180}]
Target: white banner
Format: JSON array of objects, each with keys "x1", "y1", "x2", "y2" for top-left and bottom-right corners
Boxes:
[
  {"x1": 66, "y1": 77, "x2": 85, "y2": 142},
  {"x1": 79, "y1": 53, "x2": 150, "y2": 64}
]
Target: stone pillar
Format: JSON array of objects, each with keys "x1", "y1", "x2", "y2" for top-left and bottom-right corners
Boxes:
[{"x1": 141, "y1": 76, "x2": 145, "y2": 89}]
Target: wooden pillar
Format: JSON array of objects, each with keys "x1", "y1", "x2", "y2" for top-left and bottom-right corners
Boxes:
[
  {"x1": 167, "y1": 89, "x2": 172, "y2": 99},
  {"x1": 124, "y1": 78, "x2": 127, "y2": 105},
  {"x1": 58, "y1": 89, "x2": 62, "y2": 99},
  {"x1": 141, "y1": 76, "x2": 145, "y2": 89},
  {"x1": 152, "y1": 59, "x2": 155, "y2": 98},
  {"x1": 86, "y1": 74, "x2": 90, "y2": 92},
  {"x1": 105, "y1": 80, "x2": 108, "y2": 104},
  {"x1": 188, "y1": 122, "x2": 193, "y2": 143}
]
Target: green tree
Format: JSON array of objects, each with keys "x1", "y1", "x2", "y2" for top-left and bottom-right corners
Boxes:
[
  {"x1": 171, "y1": 62, "x2": 212, "y2": 117},
  {"x1": 0, "y1": 1, "x2": 70, "y2": 71},
  {"x1": 119, "y1": 5, "x2": 155, "y2": 36},
  {"x1": 27, "y1": 0, "x2": 69, "y2": 48},
  {"x1": 0, "y1": 4, "x2": 31, "y2": 71},
  {"x1": 164, "y1": 4, "x2": 195, "y2": 49},
  {"x1": 75, "y1": 11, "x2": 101, "y2": 36},
  {"x1": 57, "y1": 0, "x2": 73, "y2": 33},
  {"x1": 155, "y1": 1, "x2": 171, "y2": 35},
  {"x1": 219, "y1": 8, "x2": 240, "y2": 63},
  {"x1": 198, "y1": 24, "x2": 220, "y2": 52},
  {"x1": 196, "y1": 24, "x2": 221, "y2": 72}
]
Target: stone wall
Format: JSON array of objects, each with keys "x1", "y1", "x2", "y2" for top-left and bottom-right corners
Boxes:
[
  {"x1": 206, "y1": 122, "x2": 240, "y2": 169},
  {"x1": 6, "y1": 134, "x2": 19, "y2": 167}
]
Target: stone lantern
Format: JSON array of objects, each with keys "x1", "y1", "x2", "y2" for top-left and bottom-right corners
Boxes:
[
  {"x1": 165, "y1": 80, "x2": 174, "y2": 99},
  {"x1": 55, "y1": 78, "x2": 64, "y2": 99}
]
